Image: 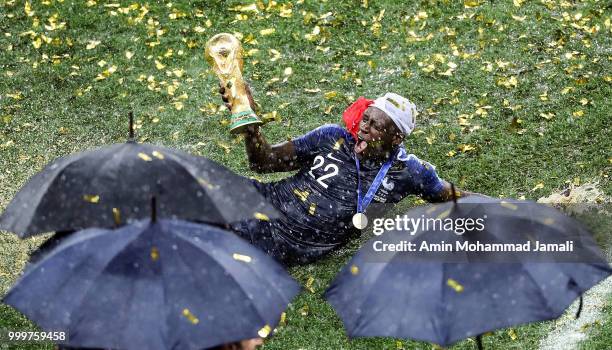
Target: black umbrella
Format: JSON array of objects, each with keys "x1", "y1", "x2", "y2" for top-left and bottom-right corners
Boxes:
[
  {"x1": 0, "y1": 125, "x2": 277, "y2": 237},
  {"x1": 3, "y1": 216, "x2": 300, "y2": 350},
  {"x1": 325, "y1": 195, "x2": 611, "y2": 347}
]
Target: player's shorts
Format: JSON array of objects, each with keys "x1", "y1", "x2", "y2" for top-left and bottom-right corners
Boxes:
[
  {"x1": 228, "y1": 178, "x2": 336, "y2": 265},
  {"x1": 229, "y1": 218, "x2": 332, "y2": 266}
]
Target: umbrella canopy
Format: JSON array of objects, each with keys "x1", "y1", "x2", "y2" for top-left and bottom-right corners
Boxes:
[
  {"x1": 325, "y1": 196, "x2": 611, "y2": 346},
  {"x1": 0, "y1": 142, "x2": 277, "y2": 237},
  {"x1": 4, "y1": 219, "x2": 300, "y2": 350}
]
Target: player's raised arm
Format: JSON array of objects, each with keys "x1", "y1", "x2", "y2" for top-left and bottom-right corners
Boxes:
[
  {"x1": 219, "y1": 83, "x2": 301, "y2": 174},
  {"x1": 242, "y1": 125, "x2": 301, "y2": 174}
]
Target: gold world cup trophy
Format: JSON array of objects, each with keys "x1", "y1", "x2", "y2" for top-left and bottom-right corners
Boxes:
[{"x1": 205, "y1": 33, "x2": 262, "y2": 134}]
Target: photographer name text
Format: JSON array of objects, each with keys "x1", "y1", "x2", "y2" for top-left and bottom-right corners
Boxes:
[{"x1": 372, "y1": 240, "x2": 574, "y2": 252}]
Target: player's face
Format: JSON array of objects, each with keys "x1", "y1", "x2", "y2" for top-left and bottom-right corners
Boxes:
[{"x1": 355, "y1": 107, "x2": 402, "y2": 159}]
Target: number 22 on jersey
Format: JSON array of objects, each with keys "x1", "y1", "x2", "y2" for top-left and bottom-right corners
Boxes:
[{"x1": 308, "y1": 153, "x2": 340, "y2": 189}]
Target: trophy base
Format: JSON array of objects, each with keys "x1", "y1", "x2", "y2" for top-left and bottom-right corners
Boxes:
[{"x1": 229, "y1": 110, "x2": 263, "y2": 134}]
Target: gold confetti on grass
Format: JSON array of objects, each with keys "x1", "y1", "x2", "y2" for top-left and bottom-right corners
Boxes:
[
  {"x1": 32, "y1": 37, "x2": 42, "y2": 48},
  {"x1": 172, "y1": 101, "x2": 184, "y2": 110},
  {"x1": 540, "y1": 112, "x2": 555, "y2": 120},
  {"x1": 268, "y1": 49, "x2": 281, "y2": 62},
  {"x1": 305, "y1": 276, "x2": 315, "y2": 293},
  {"x1": 95, "y1": 65, "x2": 117, "y2": 81},
  {"x1": 457, "y1": 144, "x2": 476, "y2": 153},
  {"x1": 463, "y1": 0, "x2": 481, "y2": 8},
  {"x1": 279, "y1": 5, "x2": 292, "y2": 17},
  {"x1": 230, "y1": 3, "x2": 259, "y2": 12},
  {"x1": 324, "y1": 105, "x2": 335, "y2": 115},
  {"x1": 507, "y1": 328, "x2": 518, "y2": 340},
  {"x1": 304, "y1": 26, "x2": 320, "y2": 41},
  {"x1": 258, "y1": 325, "x2": 272, "y2": 338},
  {"x1": 216, "y1": 142, "x2": 230, "y2": 153},
  {"x1": 262, "y1": 111, "x2": 281, "y2": 123},
  {"x1": 496, "y1": 76, "x2": 518, "y2": 89},
  {"x1": 324, "y1": 91, "x2": 337, "y2": 99},
  {"x1": 561, "y1": 86, "x2": 575, "y2": 94},
  {"x1": 24, "y1": 1, "x2": 35, "y2": 17},
  {"x1": 6, "y1": 92, "x2": 23, "y2": 100},
  {"x1": 426, "y1": 135, "x2": 435, "y2": 145},
  {"x1": 86, "y1": 40, "x2": 101, "y2": 50}
]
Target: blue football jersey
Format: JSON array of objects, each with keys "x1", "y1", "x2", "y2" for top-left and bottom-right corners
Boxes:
[{"x1": 247, "y1": 124, "x2": 447, "y2": 258}]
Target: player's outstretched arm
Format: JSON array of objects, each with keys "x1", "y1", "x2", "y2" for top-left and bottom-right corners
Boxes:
[
  {"x1": 219, "y1": 84, "x2": 302, "y2": 173},
  {"x1": 430, "y1": 181, "x2": 475, "y2": 203},
  {"x1": 403, "y1": 155, "x2": 483, "y2": 203}
]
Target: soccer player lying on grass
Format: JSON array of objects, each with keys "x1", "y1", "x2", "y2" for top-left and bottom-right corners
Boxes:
[{"x1": 220, "y1": 85, "x2": 475, "y2": 265}]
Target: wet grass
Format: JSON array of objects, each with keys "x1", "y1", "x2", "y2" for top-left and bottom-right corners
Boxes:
[
  {"x1": 578, "y1": 294, "x2": 612, "y2": 350},
  {"x1": 1, "y1": 0, "x2": 610, "y2": 349}
]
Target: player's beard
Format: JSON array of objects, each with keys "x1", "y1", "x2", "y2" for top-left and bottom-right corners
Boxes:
[{"x1": 354, "y1": 137, "x2": 389, "y2": 161}]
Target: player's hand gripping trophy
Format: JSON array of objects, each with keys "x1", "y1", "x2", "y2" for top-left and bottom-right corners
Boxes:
[{"x1": 205, "y1": 33, "x2": 262, "y2": 134}]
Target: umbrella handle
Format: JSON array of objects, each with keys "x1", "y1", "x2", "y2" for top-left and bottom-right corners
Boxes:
[
  {"x1": 575, "y1": 295, "x2": 583, "y2": 319},
  {"x1": 476, "y1": 334, "x2": 484, "y2": 350},
  {"x1": 128, "y1": 111, "x2": 135, "y2": 142},
  {"x1": 450, "y1": 182, "x2": 458, "y2": 205},
  {"x1": 568, "y1": 279, "x2": 582, "y2": 319},
  {"x1": 151, "y1": 196, "x2": 157, "y2": 222}
]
